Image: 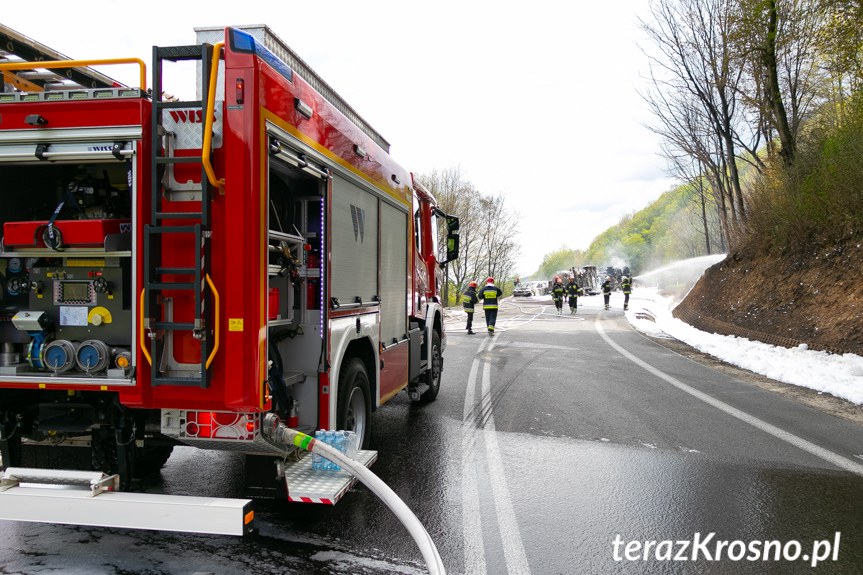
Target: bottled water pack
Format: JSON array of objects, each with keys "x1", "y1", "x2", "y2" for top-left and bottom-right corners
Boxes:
[{"x1": 312, "y1": 429, "x2": 360, "y2": 470}]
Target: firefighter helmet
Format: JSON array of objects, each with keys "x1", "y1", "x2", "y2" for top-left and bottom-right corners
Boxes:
[
  {"x1": 554, "y1": 275, "x2": 560, "y2": 282},
  {"x1": 469, "y1": 281, "x2": 477, "y2": 288},
  {"x1": 486, "y1": 277, "x2": 494, "y2": 284}
]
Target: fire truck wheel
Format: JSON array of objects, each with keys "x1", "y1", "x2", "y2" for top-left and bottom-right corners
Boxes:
[
  {"x1": 419, "y1": 329, "x2": 442, "y2": 403},
  {"x1": 337, "y1": 358, "x2": 372, "y2": 450},
  {"x1": 0, "y1": 416, "x2": 22, "y2": 469},
  {"x1": 134, "y1": 444, "x2": 174, "y2": 477},
  {"x1": 91, "y1": 428, "x2": 118, "y2": 474},
  {"x1": 91, "y1": 430, "x2": 174, "y2": 479}
]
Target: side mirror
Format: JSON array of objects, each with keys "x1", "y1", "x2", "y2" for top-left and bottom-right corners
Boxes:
[
  {"x1": 446, "y1": 215, "x2": 460, "y2": 232},
  {"x1": 443, "y1": 232, "x2": 459, "y2": 264}
]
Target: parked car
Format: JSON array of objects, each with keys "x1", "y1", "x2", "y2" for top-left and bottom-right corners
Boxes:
[
  {"x1": 513, "y1": 284, "x2": 533, "y2": 297},
  {"x1": 530, "y1": 281, "x2": 548, "y2": 296}
]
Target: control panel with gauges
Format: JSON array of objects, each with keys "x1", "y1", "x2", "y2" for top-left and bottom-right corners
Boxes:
[{"x1": 0, "y1": 255, "x2": 131, "y2": 378}]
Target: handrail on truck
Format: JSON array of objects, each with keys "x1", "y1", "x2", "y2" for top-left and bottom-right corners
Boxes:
[
  {"x1": 205, "y1": 273, "x2": 220, "y2": 369},
  {"x1": 140, "y1": 288, "x2": 152, "y2": 366},
  {"x1": 138, "y1": 276, "x2": 220, "y2": 369},
  {"x1": 0, "y1": 58, "x2": 147, "y2": 91},
  {"x1": 202, "y1": 42, "x2": 225, "y2": 193}
]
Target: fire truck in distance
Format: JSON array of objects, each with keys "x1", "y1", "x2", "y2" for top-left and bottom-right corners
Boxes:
[{"x1": 0, "y1": 24, "x2": 458, "y2": 534}]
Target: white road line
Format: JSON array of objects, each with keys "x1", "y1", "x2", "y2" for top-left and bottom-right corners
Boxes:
[
  {"x1": 595, "y1": 320, "x2": 863, "y2": 476},
  {"x1": 462, "y1": 344, "x2": 487, "y2": 575},
  {"x1": 462, "y1": 337, "x2": 532, "y2": 574},
  {"x1": 481, "y1": 360, "x2": 532, "y2": 575}
]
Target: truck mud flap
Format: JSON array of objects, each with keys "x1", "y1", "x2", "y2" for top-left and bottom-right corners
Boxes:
[{"x1": 0, "y1": 468, "x2": 254, "y2": 536}]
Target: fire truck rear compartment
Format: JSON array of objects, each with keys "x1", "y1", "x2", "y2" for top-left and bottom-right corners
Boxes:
[{"x1": 0, "y1": 159, "x2": 134, "y2": 381}]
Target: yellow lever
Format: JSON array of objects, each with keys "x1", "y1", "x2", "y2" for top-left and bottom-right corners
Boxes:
[
  {"x1": 205, "y1": 273, "x2": 220, "y2": 369},
  {"x1": 139, "y1": 289, "x2": 152, "y2": 366}
]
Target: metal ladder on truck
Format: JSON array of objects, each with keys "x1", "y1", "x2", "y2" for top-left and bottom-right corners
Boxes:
[{"x1": 143, "y1": 43, "x2": 220, "y2": 388}]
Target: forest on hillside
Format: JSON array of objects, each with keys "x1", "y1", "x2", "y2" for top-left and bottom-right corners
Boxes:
[{"x1": 535, "y1": 0, "x2": 862, "y2": 281}]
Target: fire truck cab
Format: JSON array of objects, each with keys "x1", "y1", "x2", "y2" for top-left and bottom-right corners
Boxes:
[{"x1": 0, "y1": 23, "x2": 458, "y2": 533}]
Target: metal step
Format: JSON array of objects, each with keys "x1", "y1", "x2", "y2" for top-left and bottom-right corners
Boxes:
[
  {"x1": 284, "y1": 450, "x2": 377, "y2": 504},
  {"x1": 0, "y1": 467, "x2": 253, "y2": 535},
  {"x1": 147, "y1": 282, "x2": 196, "y2": 291},
  {"x1": 154, "y1": 212, "x2": 203, "y2": 220},
  {"x1": 156, "y1": 156, "x2": 203, "y2": 165},
  {"x1": 152, "y1": 321, "x2": 196, "y2": 330},
  {"x1": 0, "y1": 485, "x2": 254, "y2": 535},
  {"x1": 151, "y1": 374, "x2": 205, "y2": 387},
  {"x1": 147, "y1": 225, "x2": 199, "y2": 234},
  {"x1": 155, "y1": 267, "x2": 197, "y2": 275}
]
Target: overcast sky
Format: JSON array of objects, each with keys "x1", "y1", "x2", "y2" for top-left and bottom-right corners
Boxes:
[{"x1": 3, "y1": 0, "x2": 676, "y2": 275}]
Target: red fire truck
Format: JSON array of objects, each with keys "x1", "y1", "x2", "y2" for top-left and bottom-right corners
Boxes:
[{"x1": 0, "y1": 24, "x2": 458, "y2": 534}]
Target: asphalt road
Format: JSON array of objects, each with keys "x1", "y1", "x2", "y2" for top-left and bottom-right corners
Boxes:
[{"x1": 2, "y1": 293, "x2": 863, "y2": 574}]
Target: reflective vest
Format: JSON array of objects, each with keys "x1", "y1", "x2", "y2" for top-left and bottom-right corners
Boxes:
[
  {"x1": 551, "y1": 283, "x2": 565, "y2": 301},
  {"x1": 462, "y1": 287, "x2": 479, "y2": 311},
  {"x1": 479, "y1": 285, "x2": 502, "y2": 309}
]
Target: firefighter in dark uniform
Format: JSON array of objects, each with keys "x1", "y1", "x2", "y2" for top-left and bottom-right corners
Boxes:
[
  {"x1": 621, "y1": 274, "x2": 632, "y2": 311},
  {"x1": 566, "y1": 274, "x2": 581, "y2": 314},
  {"x1": 479, "y1": 277, "x2": 503, "y2": 336},
  {"x1": 601, "y1": 276, "x2": 613, "y2": 309},
  {"x1": 551, "y1": 276, "x2": 566, "y2": 316},
  {"x1": 462, "y1": 281, "x2": 479, "y2": 334}
]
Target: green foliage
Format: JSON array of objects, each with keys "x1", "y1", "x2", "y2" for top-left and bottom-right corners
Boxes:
[
  {"x1": 583, "y1": 185, "x2": 714, "y2": 274},
  {"x1": 747, "y1": 93, "x2": 863, "y2": 251},
  {"x1": 535, "y1": 246, "x2": 587, "y2": 279}
]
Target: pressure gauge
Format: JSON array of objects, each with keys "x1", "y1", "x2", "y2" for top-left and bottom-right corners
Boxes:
[{"x1": 7, "y1": 257, "x2": 22, "y2": 273}]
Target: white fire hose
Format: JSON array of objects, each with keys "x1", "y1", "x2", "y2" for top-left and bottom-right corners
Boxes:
[{"x1": 263, "y1": 414, "x2": 446, "y2": 575}]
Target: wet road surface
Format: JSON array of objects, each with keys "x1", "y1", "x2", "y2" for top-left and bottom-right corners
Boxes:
[{"x1": 2, "y1": 293, "x2": 863, "y2": 574}]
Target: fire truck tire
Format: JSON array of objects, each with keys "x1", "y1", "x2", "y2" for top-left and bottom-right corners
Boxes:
[
  {"x1": 134, "y1": 444, "x2": 175, "y2": 477},
  {"x1": 91, "y1": 431, "x2": 173, "y2": 479},
  {"x1": 337, "y1": 358, "x2": 372, "y2": 450},
  {"x1": 0, "y1": 416, "x2": 22, "y2": 470},
  {"x1": 419, "y1": 329, "x2": 442, "y2": 403},
  {"x1": 90, "y1": 429, "x2": 117, "y2": 474}
]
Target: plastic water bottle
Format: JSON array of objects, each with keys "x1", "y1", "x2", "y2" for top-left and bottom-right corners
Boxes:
[
  {"x1": 332, "y1": 431, "x2": 345, "y2": 470},
  {"x1": 313, "y1": 429, "x2": 353, "y2": 471},
  {"x1": 343, "y1": 431, "x2": 359, "y2": 459},
  {"x1": 312, "y1": 430, "x2": 324, "y2": 469},
  {"x1": 323, "y1": 430, "x2": 335, "y2": 469}
]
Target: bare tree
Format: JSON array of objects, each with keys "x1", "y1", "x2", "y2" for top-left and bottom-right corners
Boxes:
[
  {"x1": 668, "y1": 153, "x2": 714, "y2": 255},
  {"x1": 474, "y1": 192, "x2": 520, "y2": 285},
  {"x1": 416, "y1": 167, "x2": 520, "y2": 301},
  {"x1": 641, "y1": 0, "x2": 754, "y2": 247},
  {"x1": 736, "y1": 0, "x2": 824, "y2": 167}
]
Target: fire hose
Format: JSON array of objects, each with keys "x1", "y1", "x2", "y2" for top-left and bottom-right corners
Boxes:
[{"x1": 262, "y1": 413, "x2": 446, "y2": 575}]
